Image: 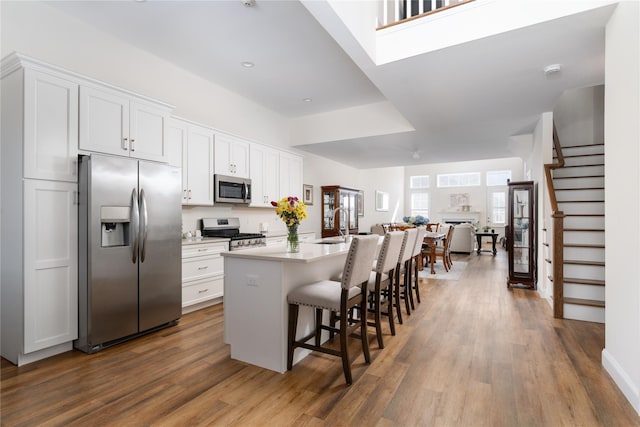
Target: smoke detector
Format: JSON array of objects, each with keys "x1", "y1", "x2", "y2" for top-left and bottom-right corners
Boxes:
[{"x1": 543, "y1": 64, "x2": 562, "y2": 75}]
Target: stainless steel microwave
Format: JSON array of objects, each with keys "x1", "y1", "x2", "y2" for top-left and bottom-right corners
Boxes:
[{"x1": 214, "y1": 174, "x2": 252, "y2": 204}]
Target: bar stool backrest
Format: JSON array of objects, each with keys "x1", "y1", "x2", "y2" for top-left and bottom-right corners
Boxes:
[
  {"x1": 399, "y1": 228, "x2": 418, "y2": 264},
  {"x1": 340, "y1": 235, "x2": 379, "y2": 290},
  {"x1": 375, "y1": 231, "x2": 405, "y2": 274}
]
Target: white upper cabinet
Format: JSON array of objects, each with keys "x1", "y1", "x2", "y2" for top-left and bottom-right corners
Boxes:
[
  {"x1": 79, "y1": 85, "x2": 170, "y2": 163},
  {"x1": 214, "y1": 133, "x2": 250, "y2": 178},
  {"x1": 279, "y1": 151, "x2": 303, "y2": 199},
  {"x1": 167, "y1": 118, "x2": 214, "y2": 206},
  {"x1": 23, "y1": 69, "x2": 79, "y2": 182},
  {"x1": 250, "y1": 142, "x2": 279, "y2": 207}
]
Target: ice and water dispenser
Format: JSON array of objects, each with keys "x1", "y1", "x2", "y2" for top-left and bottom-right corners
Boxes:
[{"x1": 100, "y1": 206, "x2": 130, "y2": 247}]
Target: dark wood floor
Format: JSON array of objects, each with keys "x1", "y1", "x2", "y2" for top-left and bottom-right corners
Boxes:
[{"x1": 2, "y1": 249, "x2": 638, "y2": 426}]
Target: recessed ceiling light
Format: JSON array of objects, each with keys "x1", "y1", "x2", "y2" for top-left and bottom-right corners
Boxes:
[
  {"x1": 543, "y1": 63, "x2": 562, "y2": 75},
  {"x1": 241, "y1": 61, "x2": 255, "y2": 68},
  {"x1": 412, "y1": 151, "x2": 420, "y2": 159},
  {"x1": 303, "y1": 98, "x2": 312, "y2": 103},
  {"x1": 242, "y1": 0, "x2": 256, "y2": 7}
]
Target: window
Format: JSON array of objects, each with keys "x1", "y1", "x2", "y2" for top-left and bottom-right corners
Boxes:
[
  {"x1": 410, "y1": 175, "x2": 429, "y2": 189},
  {"x1": 411, "y1": 192, "x2": 429, "y2": 218},
  {"x1": 490, "y1": 191, "x2": 506, "y2": 225},
  {"x1": 437, "y1": 172, "x2": 481, "y2": 188},
  {"x1": 487, "y1": 170, "x2": 512, "y2": 186}
]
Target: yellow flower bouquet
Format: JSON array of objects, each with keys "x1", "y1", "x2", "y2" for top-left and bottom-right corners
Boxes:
[{"x1": 271, "y1": 196, "x2": 307, "y2": 252}]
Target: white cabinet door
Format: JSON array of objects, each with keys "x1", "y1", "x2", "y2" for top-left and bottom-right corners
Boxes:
[
  {"x1": 186, "y1": 125, "x2": 214, "y2": 205},
  {"x1": 23, "y1": 69, "x2": 78, "y2": 182},
  {"x1": 167, "y1": 119, "x2": 188, "y2": 203},
  {"x1": 250, "y1": 142, "x2": 279, "y2": 207},
  {"x1": 215, "y1": 133, "x2": 250, "y2": 178},
  {"x1": 279, "y1": 152, "x2": 303, "y2": 199},
  {"x1": 23, "y1": 179, "x2": 78, "y2": 353},
  {"x1": 80, "y1": 86, "x2": 169, "y2": 162},
  {"x1": 79, "y1": 85, "x2": 130, "y2": 157},
  {"x1": 129, "y1": 100, "x2": 169, "y2": 163}
]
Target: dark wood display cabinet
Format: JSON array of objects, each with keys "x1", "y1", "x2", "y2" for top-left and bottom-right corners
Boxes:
[
  {"x1": 321, "y1": 186, "x2": 359, "y2": 238},
  {"x1": 507, "y1": 180, "x2": 537, "y2": 289}
]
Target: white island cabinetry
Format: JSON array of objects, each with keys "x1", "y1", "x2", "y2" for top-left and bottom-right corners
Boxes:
[{"x1": 222, "y1": 242, "x2": 352, "y2": 373}]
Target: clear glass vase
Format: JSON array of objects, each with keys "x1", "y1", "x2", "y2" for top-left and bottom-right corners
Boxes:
[{"x1": 287, "y1": 224, "x2": 299, "y2": 253}]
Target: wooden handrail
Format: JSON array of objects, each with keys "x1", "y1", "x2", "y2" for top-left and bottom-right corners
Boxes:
[{"x1": 545, "y1": 123, "x2": 566, "y2": 318}]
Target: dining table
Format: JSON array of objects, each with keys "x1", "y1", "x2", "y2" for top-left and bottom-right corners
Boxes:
[{"x1": 422, "y1": 231, "x2": 447, "y2": 274}]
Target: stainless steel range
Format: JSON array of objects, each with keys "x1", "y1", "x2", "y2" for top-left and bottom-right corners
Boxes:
[{"x1": 201, "y1": 217, "x2": 266, "y2": 251}]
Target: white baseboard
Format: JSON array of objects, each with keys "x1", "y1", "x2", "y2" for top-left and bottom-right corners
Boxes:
[{"x1": 602, "y1": 348, "x2": 640, "y2": 415}]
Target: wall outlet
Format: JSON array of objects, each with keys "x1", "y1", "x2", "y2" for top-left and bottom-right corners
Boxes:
[{"x1": 247, "y1": 275, "x2": 258, "y2": 287}]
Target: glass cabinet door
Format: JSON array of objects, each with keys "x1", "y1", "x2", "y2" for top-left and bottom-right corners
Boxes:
[
  {"x1": 508, "y1": 181, "x2": 536, "y2": 289},
  {"x1": 323, "y1": 189, "x2": 335, "y2": 232}
]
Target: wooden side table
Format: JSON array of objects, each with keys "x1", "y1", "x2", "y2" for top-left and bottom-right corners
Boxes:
[{"x1": 475, "y1": 232, "x2": 498, "y2": 255}]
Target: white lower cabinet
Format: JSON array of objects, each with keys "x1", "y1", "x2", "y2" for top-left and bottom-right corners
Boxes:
[{"x1": 182, "y1": 241, "x2": 227, "y2": 313}]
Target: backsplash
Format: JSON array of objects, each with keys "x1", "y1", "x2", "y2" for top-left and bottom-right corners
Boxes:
[{"x1": 181, "y1": 205, "x2": 317, "y2": 238}]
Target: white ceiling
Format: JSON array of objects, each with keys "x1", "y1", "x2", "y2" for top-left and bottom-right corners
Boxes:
[{"x1": 48, "y1": 0, "x2": 616, "y2": 169}]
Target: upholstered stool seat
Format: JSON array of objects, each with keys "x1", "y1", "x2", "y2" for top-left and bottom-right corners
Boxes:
[{"x1": 288, "y1": 281, "x2": 361, "y2": 311}]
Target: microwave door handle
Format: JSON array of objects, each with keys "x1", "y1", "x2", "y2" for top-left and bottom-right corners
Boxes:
[
  {"x1": 241, "y1": 182, "x2": 247, "y2": 201},
  {"x1": 130, "y1": 188, "x2": 139, "y2": 264},
  {"x1": 139, "y1": 188, "x2": 148, "y2": 263}
]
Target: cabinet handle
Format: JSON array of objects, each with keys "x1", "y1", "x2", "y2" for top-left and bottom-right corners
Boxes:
[
  {"x1": 197, "y1": 248, "x2": 208, "y2": 252},
  {"x1": 197, "y1": 266, "x2": 209, "y2": 270},
  {"x1": 183, "y1": 189, "x2": 187, "y2": 200},
  {"x1": 123, "y1": 137, "x2": 129, "y2": 151},
  {"x1": 130, "y1": 138, "x2": 136, "y2": 152},
  {"x1": 188, "y1": 189, "x2": 192, "y2": 200},
  {"x1": 198, "y1": 288, "x2": 209, "y2": 294}
]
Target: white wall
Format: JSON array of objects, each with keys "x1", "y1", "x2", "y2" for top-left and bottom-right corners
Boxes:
[
  {"x1": 527, "y1": 112, "x2": 554, "y2": 301},
  {"x1": 603, "y1": 0, "x2": 640, "y2": 415},
  {"x1": 404, "y1": 157, "x2": 523, "y2": 236},
  {"x1": 554, "y1": 85, "x2": 605, "y2": 147}
]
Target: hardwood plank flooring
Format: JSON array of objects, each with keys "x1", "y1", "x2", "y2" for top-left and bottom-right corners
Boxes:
[{"x1": 2, "y1": 249, "x2": 638, "y2": 426}]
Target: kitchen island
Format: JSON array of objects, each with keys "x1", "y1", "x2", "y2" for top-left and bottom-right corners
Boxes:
[{"x1": 222, "y1": 240, "x2": 353, "y2": 373}]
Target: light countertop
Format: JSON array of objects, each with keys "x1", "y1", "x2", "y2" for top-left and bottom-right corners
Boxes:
[{"x1": 221, "y1": 241, "x2": 350, "y2": 263}]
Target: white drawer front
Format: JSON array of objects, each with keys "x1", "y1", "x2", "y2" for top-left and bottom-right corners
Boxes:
[
  {"x1": 182, "y1": 242, "x2": 227, "y2": 258},
  {"x1": 182, "y1": 277, "x2": 223, "y2": 307},
  {"x1": 182, "y1": 255, "x2": 223, "y2": 282}
]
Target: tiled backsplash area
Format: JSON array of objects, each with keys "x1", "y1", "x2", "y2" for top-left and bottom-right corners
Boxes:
[{"x1": 181, "y1": 205, "x2": 316, "y2": 238}]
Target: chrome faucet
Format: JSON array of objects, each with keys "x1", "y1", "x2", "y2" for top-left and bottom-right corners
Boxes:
[{"x1": 331, "y1": 207, "x2": 350, "y2": 242}]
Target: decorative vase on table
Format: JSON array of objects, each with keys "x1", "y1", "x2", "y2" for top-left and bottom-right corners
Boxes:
[{"x1": 287, "y1": 224, "x2": 300, "y2": 253}]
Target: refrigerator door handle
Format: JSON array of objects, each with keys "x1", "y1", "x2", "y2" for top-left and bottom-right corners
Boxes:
[
  {"x1": 131, "y1": 188, "x2": 140, "y2": 263},
  {"x1": 139, "y1": 189, "x2": 149, "y2": 263}
]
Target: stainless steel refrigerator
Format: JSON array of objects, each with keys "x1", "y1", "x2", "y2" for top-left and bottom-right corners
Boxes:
[{"x1": 75, "y1": 154, "x2": 182, "y2": 353}]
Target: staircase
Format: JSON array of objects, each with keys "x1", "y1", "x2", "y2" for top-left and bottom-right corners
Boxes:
[{"x1": 552, "y1": 142, "x2": 605, "y2": 323}]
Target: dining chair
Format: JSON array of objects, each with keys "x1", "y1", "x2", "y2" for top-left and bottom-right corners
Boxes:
[
  {"x1": 286, "y1": 235, "x2": 378, "y2": 385},
  {"x1": 394, "y1": 228, "x2": 418, "y2": 324},
  {"x1": 426, "y1": 223, "x2": 439, "y2": 232},
  {"x1": 435, "y1": 224, "x2": 455, "y2": 271},
  {"x1": 409, "y1": 226, "x2": 427, "y2": 307},
  {"x1": 365, "y1": 231, "x2": 404, "y2": 349}
]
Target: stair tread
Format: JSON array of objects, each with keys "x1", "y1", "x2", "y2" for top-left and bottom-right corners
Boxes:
[
  {"x1": 558, "y1": 200, "x2": 604, "y2": 203},
  {"x1": 559, "y1": 143, "x2": 604, "y2": 149},
  {"x1": 564, "y1": 260, "x2": 605, "y2": 266},
  {"x1": 560, "y1": 164, "x2": 604, "y2": 168},
  {"x1": 564, "y1": 243, "x2": 605, "y2": 249},
  {"x1": 564, "y1": 297, "x2": 605, "y2": 308},
  {"x1": 553, "y1": 175, "x2": 604, "y2": 179},
  {"x1": 564, "y1": 277, "x2": 605, "y2": 286},
  {"x1": 555, "y1": 187, "x2": 604, "y2": 191},
  {"x1": 554, "y1": 153, "x2": 604, "y2": 159}
]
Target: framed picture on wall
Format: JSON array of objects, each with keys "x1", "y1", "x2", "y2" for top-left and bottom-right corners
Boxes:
[
  {"x1": 357, "y1": 190, "x2": 364, "y2": 216},
  {"x1": 303, "y1": 184, "x2": 313, "y2": 205},
  {"x1": 375, "y1": 190, "x2": 389, "y2": 212}
]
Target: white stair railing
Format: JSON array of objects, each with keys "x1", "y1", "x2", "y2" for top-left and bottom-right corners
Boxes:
[{"x1": 378, "y1": 0, "x2": 473, "y2": 29}]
